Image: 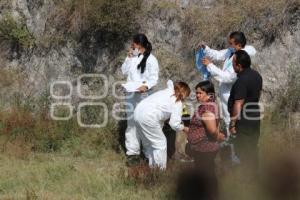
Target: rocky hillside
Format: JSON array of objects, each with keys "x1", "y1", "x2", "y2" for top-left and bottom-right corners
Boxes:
[{"x1": 0, "y1": 0, "x2": 299, "y2": 110}]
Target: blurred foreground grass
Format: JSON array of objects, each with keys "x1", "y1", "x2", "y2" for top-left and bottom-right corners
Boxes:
[{"x1": 0, "y1": 111, "x2": 299, "y2": 199}]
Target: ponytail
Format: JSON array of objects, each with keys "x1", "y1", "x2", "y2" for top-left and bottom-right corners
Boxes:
[
  {"x1": 138, "y1": 42, "x2": 152, "y2": 73},
  {"x1": 133, "y1": 34, "x2": 152, "y2": 74}
]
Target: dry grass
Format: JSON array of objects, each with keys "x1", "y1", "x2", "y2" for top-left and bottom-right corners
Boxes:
[
  {"x1": 155, "y1": 48, "x2": 189, "y2": 81},
  {"x1": 0, "y1": 0, "x2": 299, "y2": 198},
  {"x1": 0, "y1": 151, "x2": 175, "y2": 199},
  {"x1": 0, "y1": 101, "x2": 298, "y2": 199},
  {"x1": 0, "y1": 104, "x2": 119, "y2": 155},
  {"x1": 44, "y1": 0, "x2": 140, "y2": 49},
  {"x1": 182, "y1": 0, "x2": 300, "y2": 49},
  {"x1": 0, "y1": 0, "x2": 11, "y2": 10},
  {"x1": 274, "y1": 64, "x2": 300, "y2": 115},
  {"x1": 0, "y1": 68, "x2": 24, "y2": 88},
  {"x1": 0, "y1": 117, "x2": 298, "y2": 199}
]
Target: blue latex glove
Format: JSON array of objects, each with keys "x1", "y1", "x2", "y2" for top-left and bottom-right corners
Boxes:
[{"x1": 195, "y1": 48, "x2": 210, "y2": 80}]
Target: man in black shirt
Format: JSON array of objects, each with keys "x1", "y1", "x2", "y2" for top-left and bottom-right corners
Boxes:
[{"x1": 228, "y1": 50, "x2": 263, "y2": 170}]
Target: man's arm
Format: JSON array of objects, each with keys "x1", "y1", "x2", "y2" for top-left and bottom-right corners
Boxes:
[
  {"x1": 207, "y1": 63, "x2": 237, "y2": 83},
  {"x1": 229, "y1": 81, "x2": 247, "y2": 134},
  {"x1": 202, "y1": 58, "x2": 237, "y2": 83},
  {"x1": 204, "y1": 46, "x2": 228, "y2": 61},
  {"x1": 229, "y1": 99, "x2": 245, "y2": 134}
]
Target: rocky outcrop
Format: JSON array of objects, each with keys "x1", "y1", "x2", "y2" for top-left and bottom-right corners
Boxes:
[
  {"x1": 254, "y1": 26, "x2": 300, "y2": 102},
  {"x1": 0, "y1": 0, "x2": 299, "y2": 109}
]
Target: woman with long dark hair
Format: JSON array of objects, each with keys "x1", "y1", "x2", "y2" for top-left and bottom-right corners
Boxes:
[{"x1": 121, "y1": 34, "x2": 159, "y2": 165}]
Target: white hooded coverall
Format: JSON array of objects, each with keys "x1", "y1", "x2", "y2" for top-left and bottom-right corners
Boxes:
[
  {"x1": 121, "y1": 54, "x2": 159, "y2": 156},
  {"x1": 134, "y1": 80, "x2": 184, "y2": 169},
  {"x1": 204, "y1": 45, "x2": 257, "y2": 133}
]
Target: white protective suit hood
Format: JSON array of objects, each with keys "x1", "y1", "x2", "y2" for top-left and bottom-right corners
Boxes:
[{"x1": 167, "y1": 80, "x2": 174, "y2": 90}]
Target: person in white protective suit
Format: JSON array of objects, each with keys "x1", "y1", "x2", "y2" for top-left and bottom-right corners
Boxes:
[
  {"x1": 121, "y1": 34, "x2": 159, "y2": 165},
  {"x1": 134, "y1": 80, "x2": 191, "y2": 169},
  {"x1": 200, "y1": 31, "x2": 257, "y2": 137}
]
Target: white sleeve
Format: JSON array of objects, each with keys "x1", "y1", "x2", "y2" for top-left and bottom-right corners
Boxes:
[
  {"x1": 144, "y1": 57, "x2": 159, "y2": 89},
  {"x1": 121, "y1": 57, "x2": 132, "y2": 75},
  {"x1": 205, "y1": 46, "x2": 228, "y2": 61},
  {"x1": 169, "y1": 101, "x2": 184, "y2": 132},
  {"x1": 207, "y1": 63, "x2": 237, "y2": 83}
]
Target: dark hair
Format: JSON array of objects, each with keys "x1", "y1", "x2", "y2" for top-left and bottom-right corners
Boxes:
[
  {"x1": 229, "y1": 31, "x2": 247, "y2": 48},
  {"x1": 234, "y1": 50, "x2": 251, "y2": 68},
  {"x1": 133, "y1": 34, "x2": 152, "y2": 74},
  {"x1": 174, "y1": 81, "x2": 191, "y2": 102},
  {"x1": 195, "y1": 81, "x2": 215, "y2": 95}
]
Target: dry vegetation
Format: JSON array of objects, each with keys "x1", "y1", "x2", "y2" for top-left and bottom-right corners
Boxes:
[
  {"x1": 275, "y1": 64, "x2": 300, "y2": 115},
  {"x1": 182, "y1": 0, "x2": 300, "y2": 49},
  {"x1": 45, "y1": 0, "x2": 141, "y2": 50},
  {"x1": 0, "y1": 0, "x2": 299, "y2": 199}
]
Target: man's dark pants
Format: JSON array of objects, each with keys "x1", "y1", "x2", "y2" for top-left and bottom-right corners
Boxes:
[{"x1": 234, "y1": 119, "x2": 261, "y2": 174}]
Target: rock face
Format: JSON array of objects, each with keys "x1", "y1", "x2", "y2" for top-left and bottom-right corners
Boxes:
[
  {"x1": 254, "y1": 27, "x2": 300, "y2": 102},
  {"x1": 0, "y1": 0, "x2": 299, "y2": 109}
]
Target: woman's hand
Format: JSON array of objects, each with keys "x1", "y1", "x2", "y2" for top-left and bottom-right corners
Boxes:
[
  {"x1": 137, "y1": 85, "x2": 148, "y2": 93},
  {"x1": 229, "y1": 126, "x2": 237, "y2": 135},
  {"x1": 217, "y1": 132, "x2": 225, "y2": 142},
  {"x1": 183, "y1": 127, "x2": 189, "y2": 133}
]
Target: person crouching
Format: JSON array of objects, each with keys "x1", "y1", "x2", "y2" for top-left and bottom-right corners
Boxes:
[{"x1": 134, "y1": 80, "x2": 191, "y2": 169}]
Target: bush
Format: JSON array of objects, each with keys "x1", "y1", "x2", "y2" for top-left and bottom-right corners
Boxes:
[
  {"x1": 1, "y1": 108, "x2": 81, "y2": 153},
  {"x1": 50, "y1": 0, "x2": 141, "y2": 49},
  {"x1": 0, "y1": 13, "x2": 35, "y2": 49},
  {"x1": 0, "y1": 100, "x2": 120, "y2": 155}
]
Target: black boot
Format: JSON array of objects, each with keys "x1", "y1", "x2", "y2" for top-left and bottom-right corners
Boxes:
[{"x1": 126, "y1": 155, "x2": 141, "y2": 167}]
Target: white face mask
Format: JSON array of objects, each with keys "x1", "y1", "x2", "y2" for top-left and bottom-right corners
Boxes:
[{"x1": 132, "y1": 48, "x2": 140, "y2": 57}]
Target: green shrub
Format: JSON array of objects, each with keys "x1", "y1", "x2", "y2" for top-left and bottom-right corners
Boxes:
[{"x1": 0, "y1": 13, "x2": 35, "y2": 49}]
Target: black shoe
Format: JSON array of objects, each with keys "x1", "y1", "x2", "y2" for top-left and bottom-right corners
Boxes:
[{"x1": 126, "y1": 155, "x2": 141, "y2": 167}]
